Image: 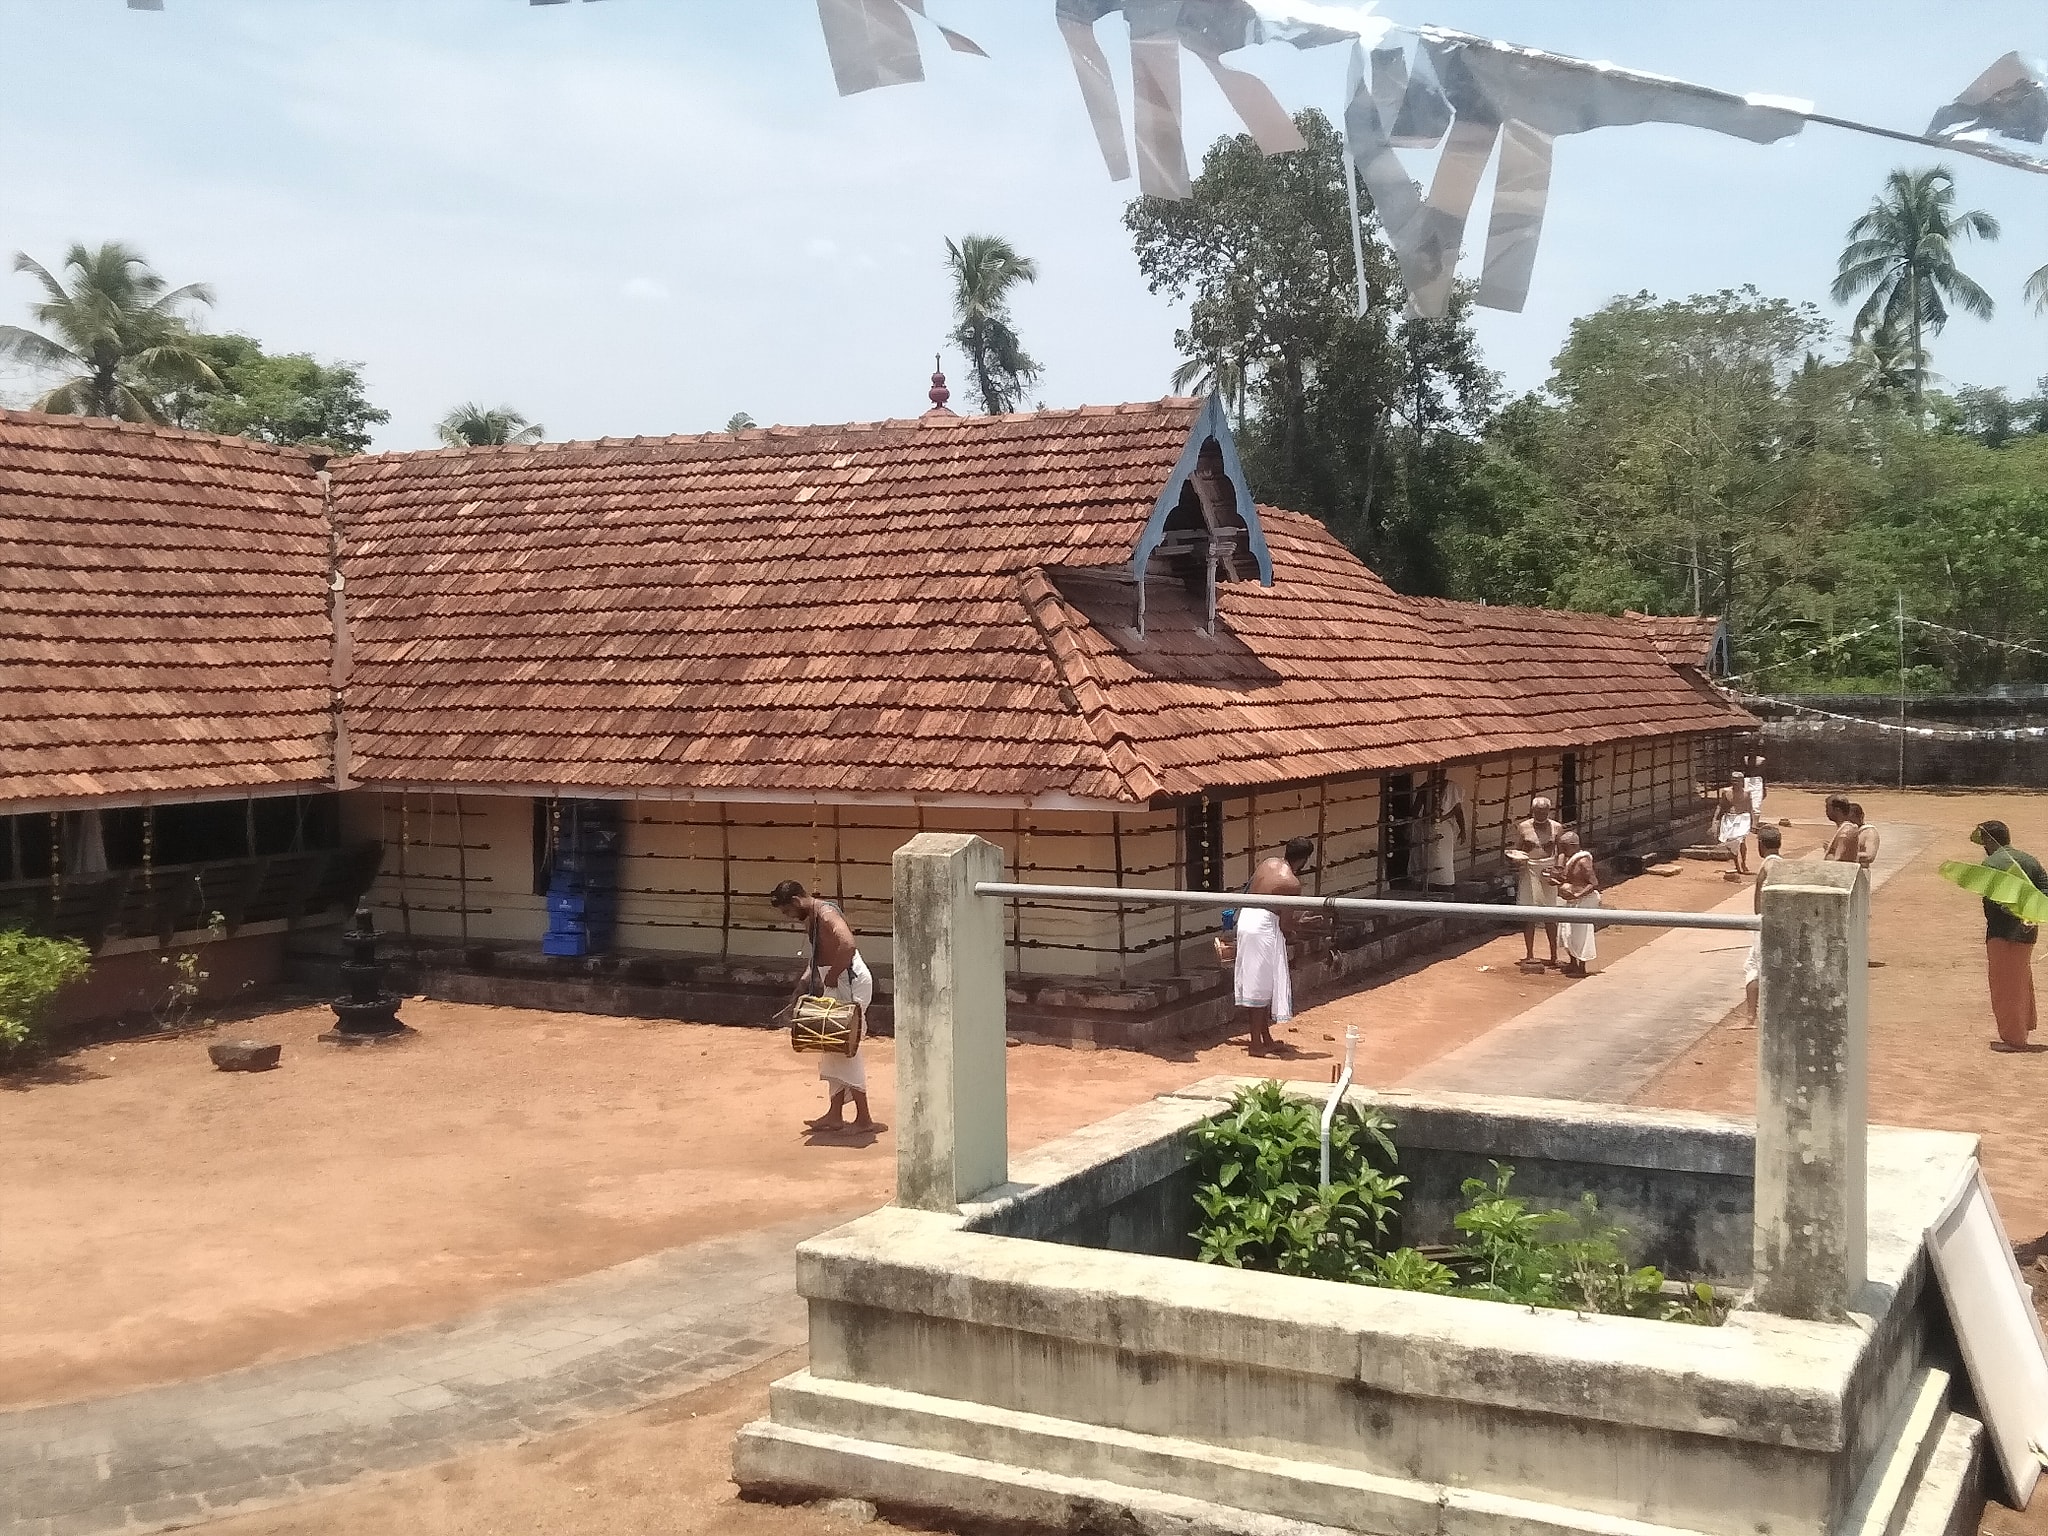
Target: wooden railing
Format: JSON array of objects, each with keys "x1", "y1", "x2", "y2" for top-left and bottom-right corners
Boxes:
[{"x1": 0, "y1": 841, "x2": 383, "y2": 950}]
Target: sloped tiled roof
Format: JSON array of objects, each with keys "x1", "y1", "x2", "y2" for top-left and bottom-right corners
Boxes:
[
  {"x1": 330, "y1": 403, "x2": 1209, "y2": 803},
  {"x1": 1036, "y1": 510, "x2": 1749, "y2": 797},
  {"x1": 0, "y1": 413, "x2": 333, "y2": 806},
  {"x1": 2, "y1": 400, "x2": 1750, "y2": 811},
  {"x1": 1623, "y1": 610, "x2": 1726, "y2": 671}
]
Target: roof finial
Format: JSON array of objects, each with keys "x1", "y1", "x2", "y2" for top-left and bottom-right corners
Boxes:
[{"x1": 925, "y1": 354, "x2": 954, "y2": 416}]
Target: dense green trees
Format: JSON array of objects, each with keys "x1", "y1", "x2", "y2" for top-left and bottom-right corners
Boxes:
[
  {"x1": 167, "y1": 333, "x2": 388, "y2": 453},
  {"x1": 1, "y1": 241, "x2": 386, "y2": 451},
  {"x1": 1126, "y1": 110, "x2": 1494, "y2": 592},
  {"x1": 0, "y1": 242, "x2": 220, "y2": 422}
]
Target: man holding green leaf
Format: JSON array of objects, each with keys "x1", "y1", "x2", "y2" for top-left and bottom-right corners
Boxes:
[{"x1": 1962, "y1": 822, "x2": 2048, "y2": 1050}]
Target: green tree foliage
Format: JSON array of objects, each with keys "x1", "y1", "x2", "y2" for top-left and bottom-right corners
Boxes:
[
  {"x1": 1465, "y1": 282, "x2": 2048, "y2": 691},
  {"x1": 943, "y1": 234, "x2": 1041, "y2": 415},
  {"x1": 1831, "y1": 167, "x2": 1999, "y2": 408},
  {"x1": 0, "y1": 242, "x2": 219, "y2": 423},
  {"x1": 726, "y1": 412, "x2": 757, "y2": 432},
  {"x1": 0, "y1": 930, "x2": 92, "y2": 1058},
  {"x1": 436, "y1": 403, "x2": 544, "y2": 447},
  {"x1": 2027, "y1": 259, "x2": 2048, "y2": 315},
  {"x1": 1125, "y1": 110, "x2": 1496, "y2": 590},
  {"x1": 166, "y1": 333, "x2": 388, "y2": 454}
]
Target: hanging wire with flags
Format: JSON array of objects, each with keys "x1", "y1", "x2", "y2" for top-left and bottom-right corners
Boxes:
[{"x1": 120, "y1": 1, "x2": 2048, "y2": 323}]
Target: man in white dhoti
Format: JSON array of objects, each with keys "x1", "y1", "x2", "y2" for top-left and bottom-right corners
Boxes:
[
  {"x1": 1739, "y1": 825, "x2": 1784, "y2": 1028},
  {"x1": 1427, "y1": 775, "x2": 1466, "y2": 890},
  {"x1": 1511, "y1": 797, "x2": 1562, "y2": 970},
  {"x1": 1234, "y1": 836, "x2": 1314, "y2": 1056},
  {"x1": 1743, "y1": 753, "x2": 1767, "y2": 820},
  {"x1": 1553, "y1": 831, "x2": 1600, "y2": 978},
  {"x1": 771, "y1": 879, "x2": 877, "y2": 1134},
  {"x1": 1713, "y1": 772, "x2": 1752, "y2": 875}
]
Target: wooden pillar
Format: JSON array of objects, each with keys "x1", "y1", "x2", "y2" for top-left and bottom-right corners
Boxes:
[
  {"x1": 397, "y1": 792, "x2": 414, "y2": 946},
  {"x1": 1009, "y1": 811, "x2": 1023, "y2": 976},
  {"x1": 1112, "y1": 812, "x2": 1128, "y2": 982},
  {"x1": 719, "y1": 806, "x2": 732, "y2": 961},
  {"x1": 1247, "y1": 793, "x2": 1259, "y2": 882},
  {"x1": 832, "y1": 805, "x2": 845, "y2": 907},
  {"x1": 1314, "y1": 782, "x2": 1328, "y2": 896},
  {"x1": 455, "y1": 794, "x2": 471, "y2": 948}
]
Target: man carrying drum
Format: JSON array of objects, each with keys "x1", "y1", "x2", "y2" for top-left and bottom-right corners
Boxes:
[{"x1": 770, "y1": 880, "x2": 877, "y2": 1134}]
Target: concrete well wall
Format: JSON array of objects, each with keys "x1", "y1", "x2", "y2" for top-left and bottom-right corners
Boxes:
[{"x1": 740, "y1": 1082, "x2": 1983, "y2": 1536}]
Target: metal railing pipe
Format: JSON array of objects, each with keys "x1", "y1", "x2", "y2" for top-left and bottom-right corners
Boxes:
[{"x1": 971, "y1": 882, "x2": 1761, "y2": 933}]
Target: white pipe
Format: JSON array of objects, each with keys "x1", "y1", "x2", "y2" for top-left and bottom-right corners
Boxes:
[
  {"x1": 1320, "y1": 1025, "x2": 1359, "y2": 1191},
  {"x1": 972, "y1": 881, "x2": 1761, "y2": 932}
]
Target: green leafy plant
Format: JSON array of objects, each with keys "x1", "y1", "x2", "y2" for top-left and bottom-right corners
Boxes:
[
  {"x1": 1189, "y1": 1093, "x2": 1723, "y2": 1324},
  {"x1": 0, "y1": 929, "x2": 93, "y2": 1058},
  {"x1": 1190, "y1": 1080, "x2": 1404, "y2": 1282}
]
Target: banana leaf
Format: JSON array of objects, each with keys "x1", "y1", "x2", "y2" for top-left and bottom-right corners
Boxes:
[{"x1": 1938, "y1": 860, "x2": 2048, "y2": 925}]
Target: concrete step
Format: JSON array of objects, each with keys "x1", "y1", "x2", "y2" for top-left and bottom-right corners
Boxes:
[
  {"x1": 1839, "y1": 1369, "x2": 1954, "y2": 1536},
  {"x1": 739, "y1": 1371, "x2": 1724, "y2": 1536},
  {"x1": 1895, "y1": 1413, "x2": 1984, "y2": 1536}
]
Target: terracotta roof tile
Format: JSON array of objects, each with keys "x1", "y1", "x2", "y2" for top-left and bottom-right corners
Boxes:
[
  {"x1": 1622, "y1": 610, "x2": 1726, "y2": 670},
  {"x1": 0, "y1": 412, "x2": 333, "y2": 806},
  {"x1": 4, "y1": 400, "x2": 1748, "y2": 810}
]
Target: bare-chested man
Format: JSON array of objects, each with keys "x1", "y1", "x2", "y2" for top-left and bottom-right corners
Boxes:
[
  {"x1": 1823, "y1": 796, "x2": 1879, "y2": 869},
  {"x1": 771, "y1": 879, "x2": 876, "y2": 1134},
  {"x1": 1740, "y1": 824, "x2": 1785, "y2": 1028},
  {"x1": 1511, "y1": 797, "x2": 1562, "y2": 968},
  {"x1": 1713, "y1": 772, "x2": 1752, "y2": 875},
  {"x1": 1234, "y1": 837, "x2": 1314, "y2": 1055}
]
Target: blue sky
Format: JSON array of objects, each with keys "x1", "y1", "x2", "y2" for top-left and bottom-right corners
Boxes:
[{"x1": 0, "y1": 1, "x2": 2042, "y2": 449}]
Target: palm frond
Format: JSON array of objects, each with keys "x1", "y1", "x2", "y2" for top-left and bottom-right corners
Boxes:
[
  {"x1": 2025, "y1": 261, "x2": 2048, "y2": 315},
  {"x1": 0, "y1": 324, "x2": 83, "y2": 373}
]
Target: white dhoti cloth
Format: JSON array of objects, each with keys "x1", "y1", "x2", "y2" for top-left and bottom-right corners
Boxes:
[
  {"x1": 1516, "y1": 855, "x2": 1558, "y2": 910},
  {"x1": 1746, "y1": 777, "x2": 1765, "y2": 817},
  {"x1": 1742, "y1": 939, "x2": 1761, "y2": 985},
  {"x1": 1560, "y1": 891, "x2": 1600, "y2": 963},
  {"x1": 1232, "y1": 907, "x2": 1292, "y2": 1022},
  {"x1": 1429, "y1": 783, "x2": 1464, "y2": 887},
  {"x1": 1718, "y1": 811, "x2": 1752, "y2": 847},
  {"x1": 815, "y1": 955, "x2": 873, "y2": 1092}
]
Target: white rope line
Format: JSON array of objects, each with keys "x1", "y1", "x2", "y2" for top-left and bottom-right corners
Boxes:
[
  {"x1": 1718, "y1": 620, "x2": 1889, "y2": 686},
  {"x1": 1743, "y1": 693, "x2": 2048, "y2": 741}
]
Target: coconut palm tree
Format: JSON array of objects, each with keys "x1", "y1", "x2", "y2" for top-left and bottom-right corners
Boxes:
[
  {"x1": 1171, "y1": 349, "x2": 1247, "y2": 430},
  {"x1": 1830, "y1": 167, "x2": 2000, "y2": 410},
  {"x1": 0, "y1": 242, "x2": 219, "y2": 422},
  {"x1": 2026, "y1": 259, "x2": 2048, "y2": 315},
  {"x1": 725, "y1": 412, "x2": 756, "y2": 432},
  {"x1": 1846, "y1": 316, "x2": 1928, "y2": 409},
  {"x1": 944, "y1": 234, "x2": 1041, "y2": 415},
  {"x1": 435, "y1": 403, "x2": 544, "y2": 447}
]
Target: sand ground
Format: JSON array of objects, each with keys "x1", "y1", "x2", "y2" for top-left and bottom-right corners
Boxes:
[{"x1": 15, "y1": 787, "x2": 2045, "y2": 1535}]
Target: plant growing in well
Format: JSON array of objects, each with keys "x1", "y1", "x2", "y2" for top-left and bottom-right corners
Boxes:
[
  {"x1": 1189, "y1": 1079, "x2": 1404, "y2": 1282},
  {"x1": 0, "y1": 929, "x2": 92, "y2": 1058},
  {"x1": 1190, "y1": 1087, "x2": 1724, "y2": 1323}
]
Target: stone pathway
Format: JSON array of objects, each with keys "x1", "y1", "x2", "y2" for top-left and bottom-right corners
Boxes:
[
  {"x1": 1405, "y1": 827, "x2": 1931, "y2": 1102},
  {"x1": 0, "y1": 1212, "x2": 843, "y2": 1536}
]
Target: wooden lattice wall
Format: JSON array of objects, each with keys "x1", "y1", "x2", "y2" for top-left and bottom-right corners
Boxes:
[{"x1": 342, "y1": 733, "x2": 1721, "y2": 982}]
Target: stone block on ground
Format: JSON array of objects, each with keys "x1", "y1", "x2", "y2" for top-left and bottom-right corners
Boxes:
[{"x1": 208, "y1": 1040, "x2": 281, "y2": 1072}]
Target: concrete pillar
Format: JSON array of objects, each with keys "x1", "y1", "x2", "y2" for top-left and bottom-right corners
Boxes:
[
  {"x1": 1752, "y1": 858, "x2": 1868, "y2": 1320},
  {"x1": 892, "y1": 833, "x2": 1008, "y2": 1212}
]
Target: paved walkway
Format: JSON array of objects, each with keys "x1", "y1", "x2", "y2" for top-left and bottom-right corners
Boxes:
[
  {"x1": 0, "y1": 1213, "x2": 841, "y2": 1536},
  {"x1": 1406, "y1": 827, "x2": 1931, "y2": 1102}
]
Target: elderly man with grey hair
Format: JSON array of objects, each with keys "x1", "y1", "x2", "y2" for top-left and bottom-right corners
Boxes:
[{"x1": 1511, "y1": 795, "x2": 1563, "y2": 969}]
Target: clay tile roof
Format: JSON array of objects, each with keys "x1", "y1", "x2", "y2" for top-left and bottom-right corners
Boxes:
[
  {"x1": 331, "y1": 400, "x2": 1210, "y2": 803},
  {"x1": 0, "y1": 412, "x2": 333, "y2": 807},
  {"x1": 1622, "y1": 610, "x2": 1727, "y2": 671},
  {"x1": 1041, "y1": 509, "x2": 1750, "y2": 798}
]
